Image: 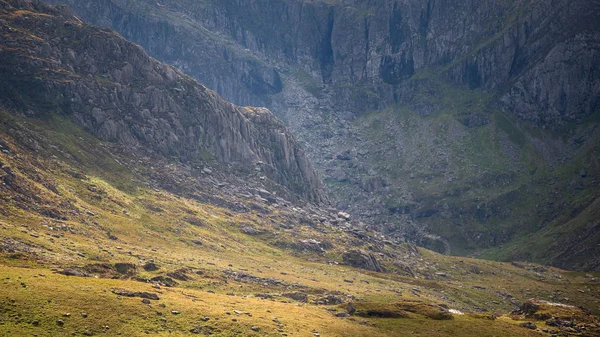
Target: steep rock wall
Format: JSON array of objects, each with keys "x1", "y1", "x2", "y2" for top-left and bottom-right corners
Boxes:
[
  {"x1": 49, "y1": 0, "x2": 600, "y2": 125},
  {"x1": 0, "y1": 0, "x2": 325, "y2": 203}
]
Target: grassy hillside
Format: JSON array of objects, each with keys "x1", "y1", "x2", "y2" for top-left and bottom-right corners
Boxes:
[{"x1": 1, "y1": 107, "x2": 599, "y2": 336}]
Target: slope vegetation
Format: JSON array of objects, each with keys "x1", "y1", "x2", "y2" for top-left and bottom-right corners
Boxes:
[{"x1": 1, "y1": 1, "x2": 600, "y2": 336}]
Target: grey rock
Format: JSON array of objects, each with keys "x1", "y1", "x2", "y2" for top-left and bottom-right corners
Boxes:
[
  {"x1": 283, "y1": 292, "x2": 308, "y2": 303},
  {"x1": 316, "y1": 294, "x2": 344, "y2": 305},
  {"x1": 143, "y1": 262, "x2": 159, "y2": 272},
  {"x1": 1, "y1": 0, "x2": 325, "y2": 204},
  {"x1": 58, "y1": 268, "x2": 89, "y2": 277},
  {"x1": 241, "y1": 226, "x2": 261, "y2": 235},
  {"x1": 520, "y1": 322, "x2": 537, "y2": 330},
  {"x1": 111, "y1": 289, "x2": 159, "y2": 300},
  {"x1": 342, "y1": 250, "x2": 384, "y2": 272},
  {"x1": 347, "y1": 302, "x2": 356, "y2": 315},
  {"x1": 337, "y1": 212, "x2": 351, "y2": 221},
  {"x1": 114, "y1": 263, "x2": 137, "y2": 274}
]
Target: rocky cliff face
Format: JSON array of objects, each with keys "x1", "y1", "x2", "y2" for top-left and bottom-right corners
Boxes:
[
  {"x1": 42, "y1": 0, "x2": 600, "y2": 270},
  {"x1": 49, "y1": 0, "x2": 600, "y2": 125},
  {"x1": 0, "y1": 0, "x2": 325, "y2": 203}
]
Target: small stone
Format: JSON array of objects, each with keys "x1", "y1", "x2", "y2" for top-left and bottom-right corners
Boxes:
[
  {"x1": 337, "y1": 212, "x2": 351, "y2": 220},
  {"x1": 251, "y1": 326, "x2": 260, "y2": 332},
  {"x1": 201, "y1": 316, "x2": 210, "y2": 322},
  {"x1": 81, "y1": 313, "x2": 88, "y2": 318},
  {"x1": 520, "y1": 322, "x2": 537, "y2": 330},
  {"x1": 31, "y1": 320, "x2": 40, "y2": 326},
  {"x1": 171, "y1": 310, "x2": 180, "y2": 315},
  {"x1": 142, "y1": 299, "x2": 151, "y2": 304},
  {"x1": 56, "y1": 319, "x2": 64, "y2": 326},
  {"x1": 342, "y1": 250, "x2": 383, "y2": 272},
  {"x1": 143, "y1": 263, "x2": 160, "y2": 271},
  {"x1": 347, "y1": 302, "x2": 356, "y2": 315}
]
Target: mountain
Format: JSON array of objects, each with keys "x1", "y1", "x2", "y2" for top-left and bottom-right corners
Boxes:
[
  {"x1": 42, "y1": 0, "x2": 600, "y2": 271},
  {"x1": 0, "y1": 0, "x2": 325, "y2": 204},
  {"x1": 1, "y1": 1, "x2": 600, "y2": 336}
]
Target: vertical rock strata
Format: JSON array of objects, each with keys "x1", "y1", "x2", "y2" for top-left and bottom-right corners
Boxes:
[
  {"x1": 47, "y1": 0, "x2": 600, "y2": 125},
  {"x1": 0, "y1": 0, "x2": 324, "y2": 203}
]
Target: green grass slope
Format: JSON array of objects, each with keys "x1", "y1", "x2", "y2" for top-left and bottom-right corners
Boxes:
[{"x1": 1, "y1": 102, "x2": 600, "y2": 336}]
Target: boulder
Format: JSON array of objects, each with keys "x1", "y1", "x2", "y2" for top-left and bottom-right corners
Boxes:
[{"x1": 342, "y1": 250, "x2": 384, "y2": 272}]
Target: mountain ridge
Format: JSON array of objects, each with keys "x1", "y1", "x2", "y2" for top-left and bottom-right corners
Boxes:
[{"x1": 1, "y1": 0, "x2": 325, "y2": 204}]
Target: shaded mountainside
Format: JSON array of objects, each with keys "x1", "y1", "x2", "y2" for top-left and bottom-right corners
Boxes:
[
  {"x1": 45, "y1": 0, "x2": 600, "y2": 125},
  {"x1": 0, "y1": 0, "x2": 325, "y2": 203},
  {"x1": 1, "y1": 2, "x2": 600, "y2": 336},
  {"x1": 44, "y1": 0, "x2": 600, "y2": 271}
]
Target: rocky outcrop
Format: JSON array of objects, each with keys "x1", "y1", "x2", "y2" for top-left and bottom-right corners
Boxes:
[
  {"x1": 0, "y1": 0, "x2": 324, "y2": 202},
  {"x1": 342, "y1": 250, "x2": 384, "y2": 272}
]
